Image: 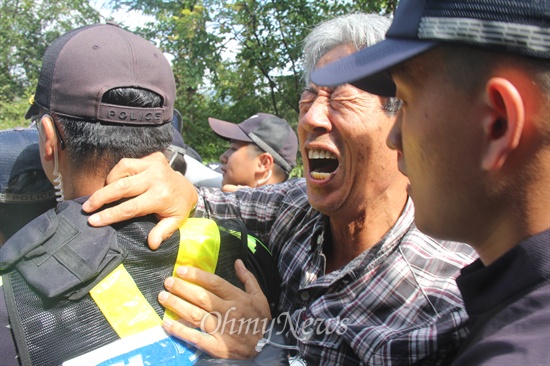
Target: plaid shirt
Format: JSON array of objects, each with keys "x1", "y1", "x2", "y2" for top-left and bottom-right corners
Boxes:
[{"x1": 197, "y1": 179, "x2": 477, "y2": 365}]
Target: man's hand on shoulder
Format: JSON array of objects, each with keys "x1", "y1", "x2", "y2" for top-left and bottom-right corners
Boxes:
[{"x1": 82, "y1": 152, "x2": 198, "y2": 249}]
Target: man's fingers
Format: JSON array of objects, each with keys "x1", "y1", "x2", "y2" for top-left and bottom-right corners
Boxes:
[
  {"x1": 84, "y1": 155, "x2": 166, "y2": 214},
  {"x1": 87, "y1": 197, "x2": 141, "y2": 227},
  {"x1": 174, "y1": 266, "x2": 244, "y2": 301},
  {"x1": 84, "y1": 152, "x2": 197, "y2": 232},
  {"x1": 160, "y1": 267, "x2": 271, "y2": 359},
  {"x1": 104, "y1": 152, "x2": 167, "y2": 184},
  {"x1": 159, "y1": 290, "x2": 220, "y2": 332},
  {"x1": 164, "y1": 272, "x2": 225, "y2": 311},
  {"x1": 235, "y1": 259, "x2": 264, "y2": 296},
  {"x1": 86, "y1": 188, "x2": 158, "y2": 227},
  {"x1": 84, "y1": 170, "x2": 159, "y2": 216},
  {"x1": 148, "y1": 217, "x2": 186, "y2": 250},
  {"x1": 162, "y1": 317, "x2": 218, "y2": 352},
  {"x1": 161, "y1": 305, "x2": 253, "y2": 359},
  {"x1": 83, "y1": 176, "x2": 130, "y2": 213}
]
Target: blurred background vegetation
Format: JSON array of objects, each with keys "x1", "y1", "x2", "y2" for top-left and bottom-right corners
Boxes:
[{"x1": 0, "y1": 0, "x2": 397, "y2": 176}]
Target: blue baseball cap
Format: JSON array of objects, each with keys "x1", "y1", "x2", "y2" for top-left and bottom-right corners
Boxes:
[
  {"x1": 311, "y1": 0, "x2": 550, "y2": 96},
  {"x1": 0, "y1": 128, "x2": 55, "y2": 203}
]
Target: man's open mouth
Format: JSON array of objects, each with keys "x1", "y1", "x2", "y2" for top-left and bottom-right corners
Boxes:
[{"x1": 308, "y1": 149, "x2": 339, "y2": 180}]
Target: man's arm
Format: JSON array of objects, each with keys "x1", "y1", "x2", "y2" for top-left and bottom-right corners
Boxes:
[
  {"x1": 183, "y1": 155, "x2": 223, "y2": 188},
  {"x1": 82, "y1": 152, "x2": 198, "y2": 249}
]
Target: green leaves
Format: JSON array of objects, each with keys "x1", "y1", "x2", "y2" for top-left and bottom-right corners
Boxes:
[
  {"x1": 0, "y1": 0, "x2": 395, "y2": 176},
  {"x1": 0, "y1": 0, "x2": 100, "y2": 129}
]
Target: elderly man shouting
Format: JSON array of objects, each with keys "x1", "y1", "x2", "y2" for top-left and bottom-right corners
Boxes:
[{"x1": 82, "y1": 13, "x2": 476, "y2": 365}]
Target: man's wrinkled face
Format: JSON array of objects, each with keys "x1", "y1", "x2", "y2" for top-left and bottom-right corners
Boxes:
[{"x1": 299, "y1": 44, "x2": 401, "y2": 217}]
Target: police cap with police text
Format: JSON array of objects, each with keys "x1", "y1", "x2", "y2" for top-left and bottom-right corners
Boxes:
[{"x1": 25, "y1": 22, "x2": 176, "y2": 125}]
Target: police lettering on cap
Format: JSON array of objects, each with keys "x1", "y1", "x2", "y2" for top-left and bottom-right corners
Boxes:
[
  {"x1": 25, "y1": 23, "x2": 176, "y2": 125},
  {"x1": 104, "y1": 107, "x2": 164, "y2": 124}
]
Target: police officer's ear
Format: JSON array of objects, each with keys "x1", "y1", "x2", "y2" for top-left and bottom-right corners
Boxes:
[
  {"x1": 481, "y1": 77, "x2": 525, "y2": 171},
  {"x1": 257, "y1": 152, "x2": 274, "y2": 172},
  {"x1": 39, "y1": 115, "x2": 59, "y2": 162}
]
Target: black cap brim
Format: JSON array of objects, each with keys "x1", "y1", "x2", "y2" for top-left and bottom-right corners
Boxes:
[
  {"x1": 25, "y1": 103, "x2": 39, "y2": 120},
  {"x1": 208, "y1": 117, "x2": 252, "y2": 143},
  {"x1": 311, "y1": 38, "x2": 438, "y2": 97}
]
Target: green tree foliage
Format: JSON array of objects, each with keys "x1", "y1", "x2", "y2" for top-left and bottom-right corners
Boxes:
[
  {"x1": 1, "y1": 0, "x2": 396, "y2": 177},
  {"x1": 0, "y1": 0, "x2": 100, "y2": 129}
]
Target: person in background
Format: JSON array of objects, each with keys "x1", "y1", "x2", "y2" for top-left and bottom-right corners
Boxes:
[
  {"x1": 311, "y1": 0, "x2": 550, "y2": 364},
  {"x1": 81, "y1": 13, "x2": 477, "y2": 364},
  {"x1": 0, "y1": 127, "x2": 56, "y2": 245},
  {"x1": 0, "y1": 127, "x2": 56, "y2": 363},
  {"x1": 209, "y1": 113, "x2": 298, "y2": 188}
]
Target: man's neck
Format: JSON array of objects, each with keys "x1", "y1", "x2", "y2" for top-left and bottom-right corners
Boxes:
[
  {"x1": 474, "y1": 195, "x2": 550, "y2": 266},
  {"x1": 325, "y1": 183, "x2": 409, "y2": 273},
  {"x1": 474, "y1": 148, "x2": 550, "y2": 265},
  {"x1": 61, "y1": 169, "x2": 107, "y2": 201}
]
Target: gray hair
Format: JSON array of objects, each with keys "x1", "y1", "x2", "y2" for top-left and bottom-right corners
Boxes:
[
  {"x1": 302, "y1": 13, "x2": 401, "y2": 115},
  {"x1": 303, "y1": 13, "x2": 391, "y2": 85}
]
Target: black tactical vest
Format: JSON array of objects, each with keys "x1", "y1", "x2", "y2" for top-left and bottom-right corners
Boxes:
[{"x1": 0, "y1": 198, "x2": 279, "y2": 366}]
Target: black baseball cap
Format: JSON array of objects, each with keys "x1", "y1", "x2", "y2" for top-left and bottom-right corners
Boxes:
[
  {"x1": 311, "y1": 0, "x2": 550, "y2": 97},
  {"x1": 208, "y1": 113, "x2": 298, "y2": 173},
  {"x1": 26, "y1": 22, "x2": 176, "y2": 125}
]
